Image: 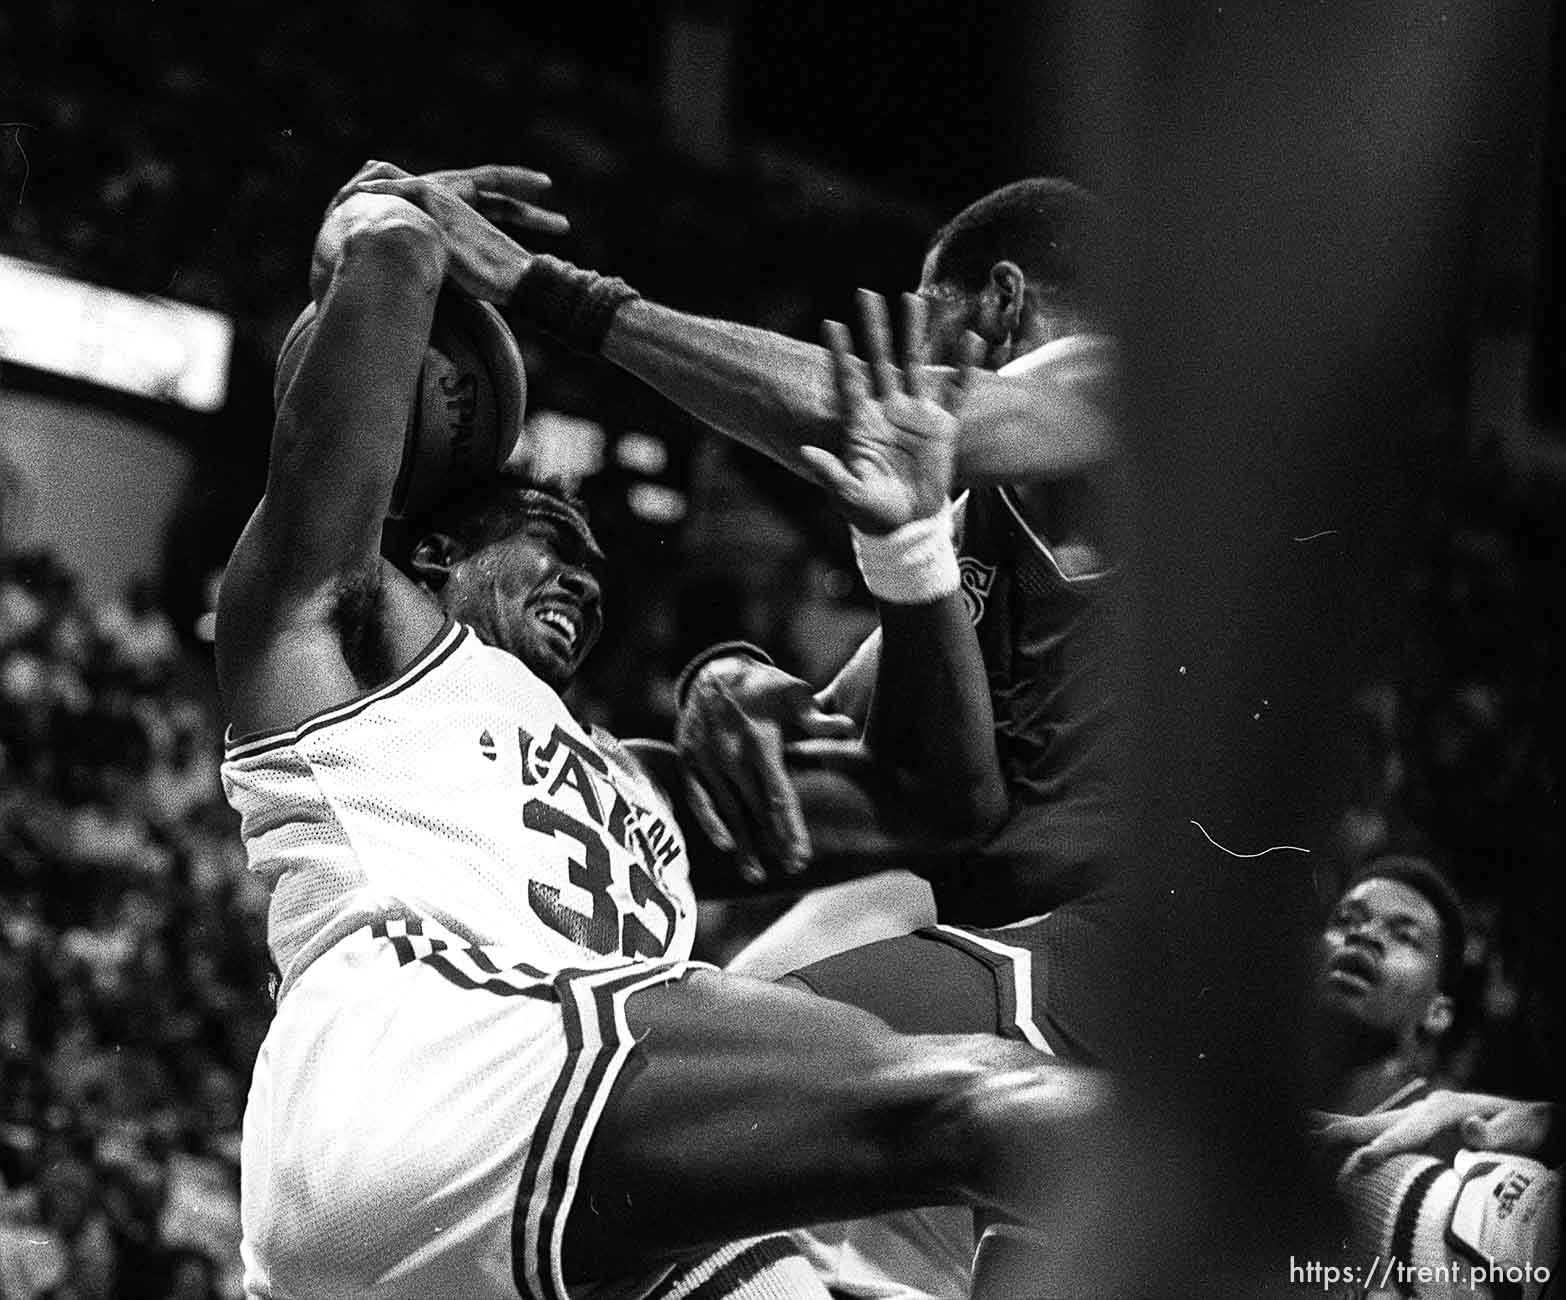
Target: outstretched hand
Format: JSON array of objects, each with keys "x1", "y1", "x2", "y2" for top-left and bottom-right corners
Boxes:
[
  {"x1": 1311, "y1": 1092, "x2": 1560, "y2": 1174},
  {"x1": 313, "y1": 160, "x2": 570, "y2": 303},
  {"x1": 675, "y1": 655, "x2": 858, "y2": 883},
  {"x1": 800, "y1": 290, "x2": 980, "y2": 535}
]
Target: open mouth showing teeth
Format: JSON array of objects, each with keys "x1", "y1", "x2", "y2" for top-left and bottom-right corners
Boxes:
[{"x1": 536, "y1": 608, "x2": 579, "y2": 652}]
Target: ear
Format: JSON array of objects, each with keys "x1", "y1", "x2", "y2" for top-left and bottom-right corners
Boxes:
[
  {"x1": 409, "y1": 531, "x2": 461, "y2": 592},
  {"x1": 1418, "y1": 993, "x2": 1454, "y2": 1042},
  {"x1": 987, "y1": 260, "x2": 1028, "y2": 340}
]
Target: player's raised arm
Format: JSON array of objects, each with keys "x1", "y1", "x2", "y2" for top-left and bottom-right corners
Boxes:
[
  {"x1": 218, "y1": 162, "x2": 569, "y2": 737},
  {"x1": 482, "y1": 231, "x2": 1112, "y2": 487},
  {"x1": 666, "y1": 296, "x2": 1007, "y2": 887},
  {"x1": 341, "y1": 163, "x2": 1115, "y2": 488},
  {"x1": 804, "y1": 290, "x2": 1008, "y2": 838},
  {"x1": 216, "y1": 184, "x2": 450, "y2": 735},
  {"x1": 504, "y1": 290, "x2": 1117, "y2": 487}
]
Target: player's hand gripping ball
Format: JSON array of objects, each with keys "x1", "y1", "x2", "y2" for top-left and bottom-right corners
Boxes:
[{"x1": 273, "y1": 291, "x2": 529, "y2": 519}]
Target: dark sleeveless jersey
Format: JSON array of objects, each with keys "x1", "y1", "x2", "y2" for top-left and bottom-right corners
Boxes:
[{"x1": 936, "y1": 479, "x2": 1131, "y2": 923}]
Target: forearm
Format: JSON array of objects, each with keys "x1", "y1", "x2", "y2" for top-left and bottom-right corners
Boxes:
[
  {"x1": 217, "y1": 205, "x2": 444, "y2": 725},
  {"x1": 602, "y1": 299, "x2": 843, "y2": 475},
  {"x1": 865, "y1": 594, "x2": 1007, "y2": 838},
  {"x1": 609, "y1": 303, "x2": 1119, "y2": 483},
  {"x1": 266, "y1": 221, "x2": 445, "y2": 552}
]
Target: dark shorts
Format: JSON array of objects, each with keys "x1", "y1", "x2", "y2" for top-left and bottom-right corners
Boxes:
[{"x1": 785, "y1": 891, "x2": 1146, "y2": 1068}]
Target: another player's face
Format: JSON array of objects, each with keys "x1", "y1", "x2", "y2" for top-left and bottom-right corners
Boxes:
[
  {"x1": 442, "y1": 507, "x2": 604, "y2": 692},
  {"x1": 1316, "y1": 878, "x2": 1449, "y2": 1040},
  {"x1": 916, "y1": 247, "x2": 985, "y2": 369}
]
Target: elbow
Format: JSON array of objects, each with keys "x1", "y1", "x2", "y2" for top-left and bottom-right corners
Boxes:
[{"x1": 329, "y1": 197, "x2": 447, "y2": 297}]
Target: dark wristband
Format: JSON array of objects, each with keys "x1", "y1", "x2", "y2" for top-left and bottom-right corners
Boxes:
[
  {"x1": 674, "y1": 641, "x2": 775, "y2": 713},
  {"x1": 506, "y1": 254, "x2": 641, "y2": 354}
]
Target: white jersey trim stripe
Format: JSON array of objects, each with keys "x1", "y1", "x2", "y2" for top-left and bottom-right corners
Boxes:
[
  {"x1": 224, "y1": 619, "x2": 469, "y2": 760},
  {"x1": 928, "y1": 925, "x2": 1055, "y2": 1055},
  {"x1": 993, "y1": 484, "x2": 1116, "y2": 586},
  {"x1": 989, "y1": 333, "x2": 1118, "y2": 587}
]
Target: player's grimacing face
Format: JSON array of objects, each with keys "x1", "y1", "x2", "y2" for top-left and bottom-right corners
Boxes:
[
  {"x1": 1317, "y1": 878, "x2": 1448, "y2": 1036},
  {"x1": 441, "y1": 510, "x2": 604, "y2": 691}
]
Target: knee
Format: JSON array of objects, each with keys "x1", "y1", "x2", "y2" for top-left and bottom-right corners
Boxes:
[
  {"x1": 846, "y1": 1035, "x2": 1110, "y2": 1196},
  {"x1": 923, "y1": 1044, "x2": 1126, "y2": 1201}
]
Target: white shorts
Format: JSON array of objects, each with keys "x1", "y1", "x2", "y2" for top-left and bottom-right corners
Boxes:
[{"x1": 241, "y1": 917, "x2": 705, "y2": 1300}]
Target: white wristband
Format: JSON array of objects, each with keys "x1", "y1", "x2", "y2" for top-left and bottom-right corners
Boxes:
[{"x1": 850, "y1": 504, "x2": 961, "y2": 604}]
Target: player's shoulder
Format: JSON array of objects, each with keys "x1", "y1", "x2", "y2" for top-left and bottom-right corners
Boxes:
[
  {"x1": 219, "y1": 553, "x2": 447, "y2": 743},
  {"x1": 1001, "y1": 332, "x2": 1119, "y2": 388}
]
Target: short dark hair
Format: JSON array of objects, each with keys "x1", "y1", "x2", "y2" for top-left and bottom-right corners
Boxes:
[
  {"x1": 924, "y1": 178, "x2": 1104, "y2": 308},
  {"x1": 1346, "y1": 854, "x2": 1468, "y2": 993},
  {"x1": 383, "y1": 475, "x2": 598, "y2": 575}
]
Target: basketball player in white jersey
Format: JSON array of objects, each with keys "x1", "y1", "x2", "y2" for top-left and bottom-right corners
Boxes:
[{"x1": 215, "y1": 162, "x2": 1152, "y2": 1300}]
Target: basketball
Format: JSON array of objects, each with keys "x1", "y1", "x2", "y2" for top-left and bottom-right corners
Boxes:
[{"x1": 273, "y1": 290, "x2": 529, "y2": 519}]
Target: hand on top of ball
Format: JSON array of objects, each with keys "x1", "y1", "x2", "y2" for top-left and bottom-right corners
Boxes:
[{"x1": 316, "y1": 161, "x2": 570, "y2": 304}]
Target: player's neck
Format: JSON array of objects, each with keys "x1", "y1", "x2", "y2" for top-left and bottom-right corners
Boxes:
[
  {"x1": 1318, "y1": 1048, "x2": 1426, "y2": 1116},
  {"x1": 1014, "y1": 311, "x2": 1086, "y2": 358}
]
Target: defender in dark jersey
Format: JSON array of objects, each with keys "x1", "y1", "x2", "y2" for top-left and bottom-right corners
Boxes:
[
  {"x1": 651, "y1": 182, "x2": 1131, "y2": 927},
  {"x1": 574, "y1": 181, "x2": 1142, "y2": 1065},
  {"x1": 501, "y1": 177, "x2": 1146, "y2": 1299}
]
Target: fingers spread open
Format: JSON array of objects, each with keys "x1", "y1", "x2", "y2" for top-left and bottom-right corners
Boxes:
[
  {"x1": 821, "y1": 318, "x2": 865, "y2": 424},
  {"x1": 736, "y1": 715, "x2": 810, "y2": 873},
  {"x1": 953, "y1": 329, "x2": 985, "y2": 405},
  {"x1": 683, "y1": 775, "x2": 736, "y2": 854},
  {"x1": 426, "y1": 164, "x2": 556, "y2": 196},
  {"x1": 329, "y1": 161, "x2": 412, "y2": 216},
  {"x1": 352, "y1": 175, "x2": 438, "y2": 206},
  {"x1": 901, "y1": 293, "x2": 931, "y2": 403},
  {"x1": 685, "y1": 742, "x2": 764, "y2": 883},
  {"x1": 854, "y1": 288, "x2": 900, "y2": 401},
  {"x1": 797, "y1": 445, "x2": 864, "y2": 509},
  {"x1": 473, "y1": 192, "x2": 571, "y2": 237}
]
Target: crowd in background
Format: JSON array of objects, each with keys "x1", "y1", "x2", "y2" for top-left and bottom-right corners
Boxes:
[
  {"x1": 2, "y1": 1, "x2": 1561, "y2": 1294},
  {"x1": 1332, "y1": 438, "x2": 1563, "y2": 1099},
  {"x1": 0, "y1": 548, "x2": 262, "y2": 1298}
]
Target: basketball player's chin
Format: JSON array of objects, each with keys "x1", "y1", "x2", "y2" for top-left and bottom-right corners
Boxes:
[{"x1": 516, "y1": 626, "x2": 583, "y2": 691}]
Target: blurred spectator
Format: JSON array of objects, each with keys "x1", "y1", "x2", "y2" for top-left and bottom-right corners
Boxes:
[
  {"x1": 1332, "y1": 446, "x2": 1563, "y2": 1099},
  {"x1": 2, "y1": 541, "x2": 263, "y2": 1296}
]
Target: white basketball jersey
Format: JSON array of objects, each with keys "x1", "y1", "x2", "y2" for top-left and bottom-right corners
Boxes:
[{"x1": 222, "y1": 621, "x2": 696, "y2": 996}]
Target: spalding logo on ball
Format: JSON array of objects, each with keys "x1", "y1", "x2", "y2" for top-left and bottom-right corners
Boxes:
[{"x1": 273, "y1": 291, "x2": 529, "y2": 519}]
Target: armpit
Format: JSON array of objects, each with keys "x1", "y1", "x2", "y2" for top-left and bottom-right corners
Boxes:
[{"x1": 331, "y1": 564, "x2": 395, "y2": 686}]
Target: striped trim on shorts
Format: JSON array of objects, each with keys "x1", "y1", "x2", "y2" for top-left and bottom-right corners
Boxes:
[
  {"x1": 920, "y1": 923, "x2": 1058, "y2": 1055},
  {"x1": 518, "y1": 959, "x2": 710, "y2": 1300},
  {"x1": 364, "y1": 916, "x2": 709, "y2": 1300}
]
